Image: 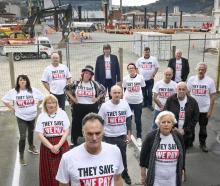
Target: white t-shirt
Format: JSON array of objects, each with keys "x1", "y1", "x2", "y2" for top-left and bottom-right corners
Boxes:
[
  {"x1": 175, "y1": 59, "x2": 182, "y2": 83},
  {"x1": 98, "y1": 99, "x2": 132, "y2": 137},
  {"x1": 75, "y1": 81, "x2": 96, "y2": 104},
  {"x1": 122, "y1": 74, "x2": 146, "y2": 104},
  {"x1": 2, "y1": 88, "x2": 44, "y2": 121},
  {"x1": 153, "y1": 80, "x2": 177, "y2": 111},
  {"x1": 41, "y1": 64, "x2": 72, "y2": 95},
  {"x1": 154, "y1": 134, "x2": 179, "y2": 186},
  {"x1": 105, "y1": 56, "x2": 112, "y2": 79},
  {"x1": 178, "y1": 96, "x2": 187, "y2": 129},
  {"x1": 35, "y1": 109, "x2": 70, "y2": 137},
  {"x1": 56, "y1": 142, "x2": 124, "y2": 185},
  {"x1": 187, "y1": 75, "x2": 216, "y2": 112},
  {"x1": 136, "y1": 56, "x2": 159, "y2": 81}
]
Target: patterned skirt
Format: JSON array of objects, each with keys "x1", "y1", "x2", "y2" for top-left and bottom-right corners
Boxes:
[{"x1": 39, "y1": 136, "x2": 69, "y2": 186}]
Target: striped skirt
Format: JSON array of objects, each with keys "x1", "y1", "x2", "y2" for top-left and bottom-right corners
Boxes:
[{"x1": 39, "y1": 136, "x2": 69, "y2": 186}]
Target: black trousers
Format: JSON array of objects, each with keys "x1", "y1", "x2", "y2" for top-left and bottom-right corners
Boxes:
[
  {"x1": 52, "y1": 93, "x2": 66, "y2": 110},
  {"x1": 16, "y1": 117, "x2": 35, "y2": 155},
  {"x1": 198, "y1": 112, "x2": 209, "y2": 145},
  {"x1": 104, "y1": 135, "x2": 128, "y2": 173},
  {"x1": 71, "y1": 103, "x2": 98, "y2": 145},
  {"x1": 104, "y1": 79, "x2": 114, "y2": 99}
]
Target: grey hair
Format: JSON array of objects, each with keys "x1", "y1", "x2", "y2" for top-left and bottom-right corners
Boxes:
[
  {"x1": 196, "y1": 62, "x2": 207, "y2": 70},
  {"x1": 175, "y1": 49, "x2": 182, "y2": 55},
  {"x1": 155, "y1": 111, "x2": 177, "y2": 126}
]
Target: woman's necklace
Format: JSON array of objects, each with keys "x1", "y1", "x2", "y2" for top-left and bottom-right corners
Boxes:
[{"x1": 48, "y1": 112, "x2": 57, "y2": 118}]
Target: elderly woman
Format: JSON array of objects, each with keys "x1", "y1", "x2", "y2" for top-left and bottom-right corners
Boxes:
[
  {"x1": 140, "y1": 111, "x2": 185, "y2": 186},
  {"x1": 65, "y1": 65, "x2": 106, "y2": 147},
  {"x1": 35, "y1": 94, "x2": 70, "y2": 186},
  {"x1": 2, "y1": 74, "x2": 44, "y2": 166}
]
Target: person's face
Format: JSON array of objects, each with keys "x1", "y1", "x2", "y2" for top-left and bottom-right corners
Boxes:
[
  {"x1": 103, "y1": 48, "x2": 111, "y2": 56},
  {"x1": 176, "y1": 51, "x2": 182, "y2": 60},
  {"x1": 144, "y1": 50, "x2": 150, "y2": 58},
  {"x1": 46, "y1": 99, "x2": 57, "y2": 113},
  {"x1": 18, "y1": 78, "x2": 27, "y2": 89},
  {"x1": 51, "y1": 54, "x2": 60, "y2": 66},
  {"x1": 83, "y1": 71, "x2": 92, "y2": 81},
  {"x1": 83, "y1": 119, "x2": 103, "y2": 153},
  {"x1": 159, "y1": 115, "x2": 173, "y2": 136},
  {"x1": 197, "y1": 64, "x2": 206, "y2": 79},
  {"x1": 164, "y1": 70, "x2": 173, "y2": 82},
  {"x1": 127, "y1": 64, "x2": 136, "y2": 76},
  {"x1": 111, "y1": 87, "x2": 122, "y2": 102},
  {"x1": 177, "y1": 84, "x2": 187, "y2": 100}
]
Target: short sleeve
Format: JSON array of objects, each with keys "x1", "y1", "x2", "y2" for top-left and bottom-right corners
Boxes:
[
  {"x1": 33, "y1": 88, "x2": 44, "y2": 101},
  {"x1": 2, "y1": 89, "x2": 14, "y2": 103},
  {"x1": 35, "y1": 114, "x2": 44, "y2": 134},
  {"x1": 114, "y1": 146, "x2": 124, "y2": 175},
  {"x1": 56, "y1": 155, "x2": 70, "y2": 184},
  {"x1": 140, "y1": 75, "x2": 146, "y2": 87},
  {"x1": 125, "y1": 101, "x2": 132, "y2": 117},
  {"x1": 209, "y1": 79, "x2": 216, "y2": 94},
  {"x1": 61, "y1": 110, "x2": 70, "y2": 130},
  {"x1": 41, "y1": 68, "x2": 49, "y2": 82}
]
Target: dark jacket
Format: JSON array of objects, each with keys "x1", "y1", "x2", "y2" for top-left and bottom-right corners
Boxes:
[
  {"x1": 95, "y1": 54, "x2": 120, "y2": 85},
  {"x1": 164, "y1": 94, "x2": 199, "y2": 140},
  {"x1": 140, "y1": 129, "x2": 185, "y2": 186},
  {"x1": 168, "y1": 57, "x2": 189, "y2": 81}
]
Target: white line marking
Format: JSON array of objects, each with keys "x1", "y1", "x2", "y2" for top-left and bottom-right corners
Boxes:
[
  {"x1": 12, "y1": 147, "x2": 20, "y2": 186},
  {"x1": 131, "y1": 135, "x2": 141, "y2": 152}
]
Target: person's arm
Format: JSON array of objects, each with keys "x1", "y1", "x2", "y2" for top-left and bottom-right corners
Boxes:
[
  {"x1": 42, "y1": 81, "x2": 50, "y2": 93},
  {"x1": 141, "y1": 167, "x2": 147, "y2": 184},
  {"x1": 115, "y1": 56, "x2": 121, "y2": 82},
  {"x1": 95, "y1": 57, "x2": 99, "y2": 81},
  {"x1": 126, "y1": 116, "x2": 132, "y2": 142},
  {"x1": 207, "y1": 93, "x2": 216, "y2": 118},
  {"x1": 53, "y1": 129, "x2": 69, "y2": 153},
  {"x1": 3, "y1": 102, "x2": 15, "y2": 112},
  {"x1": 152, "y1": 67, "x2": 159, "y2": 78},
  {"x1": 65, "y1": 90, "x2": 77, "y2": 104},
  {"x1": 153, "y1": 92, "x2": 163, "y2": 110},
  {"x1": 114, "y1": 175, "x2": 123, "y2": 186}
]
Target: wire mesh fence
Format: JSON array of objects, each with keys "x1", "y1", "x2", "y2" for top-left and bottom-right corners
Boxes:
[{"x1": 0, "y1": 32, "x2": 219, "y2": 107}]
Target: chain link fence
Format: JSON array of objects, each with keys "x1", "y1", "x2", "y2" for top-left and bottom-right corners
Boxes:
[{"x1": 0, "y1": 32, "x2": 220, "y2": 107}]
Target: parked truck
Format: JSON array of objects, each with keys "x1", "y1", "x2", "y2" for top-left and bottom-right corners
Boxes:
[{"x1": 2, "y1": 36, "x2": 53, "y2": 61}]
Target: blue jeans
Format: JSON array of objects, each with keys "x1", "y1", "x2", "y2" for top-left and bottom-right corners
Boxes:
[
  {"x1": 143, "y1": 79, "x2": 154, "y2": 107},
  {"x1": 52, "y1": 93, "x2": 66, "y2": 110},
  {"x1": 129, "y1": 103, "x2": 142, "y2": 138},
  {"x1": 151, "y1": 109, "x2": 161, "y2": 130}
]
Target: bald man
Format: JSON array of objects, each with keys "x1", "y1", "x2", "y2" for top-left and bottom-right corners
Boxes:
[
  {"x1": 41, "y1": 52, "x2": 72, "y2": 110},
  {"x1": 98, "y1": 85, "x2": 132, "y2": 185},
  {"x1": 164, "y1": 82, "x2": 199, "y2": 149},
  {"x1": 152, "y1": 68, "x2": 177, "y2": 129}
]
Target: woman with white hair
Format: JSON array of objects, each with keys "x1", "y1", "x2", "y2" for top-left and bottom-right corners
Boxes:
[{"x1": 140, "y1": 111, "x2": 186, "y2": 186}]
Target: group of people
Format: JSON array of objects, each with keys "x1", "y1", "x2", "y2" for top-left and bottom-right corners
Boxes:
[{"x1": 1, "y1": 44, "x2": 216, "y2": 186}]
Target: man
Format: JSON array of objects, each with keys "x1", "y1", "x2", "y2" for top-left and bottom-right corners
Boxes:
[
  {"x1": 95, "y1": 44, "x2": 121, "y2": 97},
  {"x1": 41, "y1": 52, "x2": 72, "y2": 110},
  {"x1": 136, "y1": 47, "x2": 159, "y2": 111},
  {"x1": 122, "y1": 63, "x2": 145, "y2": 146},
  {"x1": 98, "y1": 85, "x2": 132, "y2": 185},
  {"x1": 56, "y1": 113, "x2": 124, "y2": 186},
  {"x1": 164, "y1": 82, "x2": 199, "y2": 149},
  {"x1": 168, "y1": 49, "x2": 189, "y2": 83},
  {"x1": 152, "y1": 67, "x2": 177, "y2": 129},
  {"x1": 187, "y1": 63, "x2": 216, "y2": 152}
]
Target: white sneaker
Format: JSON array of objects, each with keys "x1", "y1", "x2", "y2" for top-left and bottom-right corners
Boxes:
[{"x1": 136, "y1": 138, "x2": 142, "y2": 147}]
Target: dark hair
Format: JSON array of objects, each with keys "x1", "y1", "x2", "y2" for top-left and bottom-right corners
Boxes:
[
  {"x1": 144, "y1": 47, "x2": 150, "y2": 51},
  {"x1": 127, "y1": 63, "x2": 136, "y2": 70},
  {"x1": 103, "y1": 44, "x2": 111, "y2": 51},
  {"x1": 82, "y1": 113, "x2": 104, "y2": 127},
  {"x1": 15, "y1": 75, "x2": 32, "y2": 93}
]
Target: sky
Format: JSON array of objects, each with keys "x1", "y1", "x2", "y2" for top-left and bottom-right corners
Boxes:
[{"x1": 112, "y1": 0, "x2": 158, "y2": 6}]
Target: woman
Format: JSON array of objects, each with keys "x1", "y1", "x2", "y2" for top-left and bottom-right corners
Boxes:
[
  {"x1": 122, "y1": 63, "x2": 145, "y2": 147},
  {"x1": 35, "y1": 94, "x2": 70, "y2": 186},
  {"x1": 140, "y1": 111, "x2": 185, "y2": 186},
  {"x1": 2, "y1": 74, "x2": 44, "y2": 166},
  {"x1": 65, "y1": 65, "x2": 106, "y2": 146}
]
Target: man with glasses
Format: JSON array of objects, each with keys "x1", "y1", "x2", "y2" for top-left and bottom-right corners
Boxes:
[
  {"x1": 98, "y1": 85, "x2": 132, "y2": 185},
  {"x1": 56, "y1": 113, "x2": 124, "y2": 186},
  {"x1": 122, "y1": 63, "x2": 145, "y2": 147}
]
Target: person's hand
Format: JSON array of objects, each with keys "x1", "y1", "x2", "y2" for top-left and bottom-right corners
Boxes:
[
  {"x1": 207, "y1": 110, "x2": 212, "y2": 118},
  {"x1": 50, "y1": 145, "x2": 60, "y2": 154},
  {"x1": 126, "y1": 134, "x2": 131, "y2": 144},
  {"x1": 71, "y1": 97, "x2": 78, "y2": 104},
  {"x1": 92, "y1": 97, "x2": 98, "y2": 103}
]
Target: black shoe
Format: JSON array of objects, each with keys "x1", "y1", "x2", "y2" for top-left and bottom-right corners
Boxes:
[
  {"x1": 122, "y1": 171, "x2": 131, "y2": 185},
  {"x1": 200, "y1": 144, "x2": 208, "y2": 152}
]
